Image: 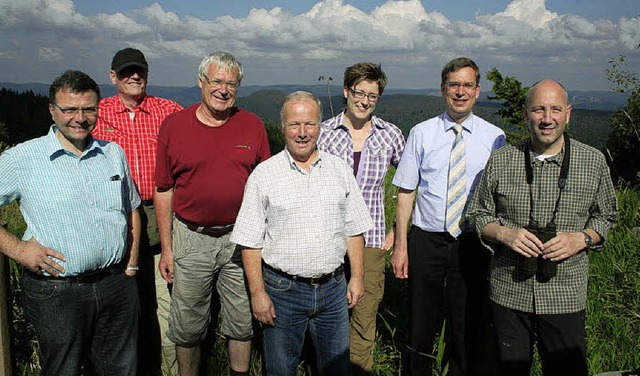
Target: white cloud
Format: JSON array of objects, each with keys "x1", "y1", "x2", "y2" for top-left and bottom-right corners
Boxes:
[
  {"x1": 0, "y1": 0, "x2": 637, "y2": 90},
  {"x1": 38, "y1": 47, "x2": 63, "y2": 62},
  {"x1": 489, "y1": 0, "x2": 558, "y2": 29},
  {"x1": 618, "y1": 17, "x2": 640, "y2": 50}
]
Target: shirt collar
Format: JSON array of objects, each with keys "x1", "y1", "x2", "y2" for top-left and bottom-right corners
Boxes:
[
  {"x1": 283, "y1": 148, "x2": 322, "y2": 172},
  {"x1": 370, "y1": 115, "x2": 387, "y2": 130},
  {"x1": 46, "y1": 125, "x2": 102, "y2": 160},
  {"x1": 443, "y1": 112, "x2": 475, "y2": 134},
  {"x1": 537, "y1": 146, "x2": 565, "y2": 166},
  {"x1": 333, "y1": 111, "x2": 386, "y2": 131},
  {"x1": 114, "y1": 94, "x2": 150, "y2": 114},
  {"x1": 328, "y1": 112, "x2": 346, "y2": 130},
  {"x1": 527, "y1": 139, "x2": 565, "y2": 167}
]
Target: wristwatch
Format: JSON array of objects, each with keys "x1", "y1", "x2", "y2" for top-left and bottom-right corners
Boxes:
[{"x1": 580, "y1": 230, "x2": 594, "y2": 249}]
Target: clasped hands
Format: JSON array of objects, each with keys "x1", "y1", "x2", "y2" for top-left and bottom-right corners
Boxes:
[{"x1": 497, "y1": 227, "x2": 586, "y2": 261}]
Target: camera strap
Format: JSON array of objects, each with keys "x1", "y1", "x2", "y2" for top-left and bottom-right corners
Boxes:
[{"x1": 524, "y1": 132, "x2": 571, "y2": 226}]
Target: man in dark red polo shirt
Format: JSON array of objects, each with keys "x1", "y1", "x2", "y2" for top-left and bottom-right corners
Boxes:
[
  {"x1": 154, "y1": 51, "x2": 270, "y2": 376},
  {"x1": 93, "y1": 47, "x2": 183, "y2": 376}
]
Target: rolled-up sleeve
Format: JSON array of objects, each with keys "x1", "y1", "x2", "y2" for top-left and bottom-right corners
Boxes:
[{"x1": 585, "y1": 156, "x2": 618, "y2": 242}]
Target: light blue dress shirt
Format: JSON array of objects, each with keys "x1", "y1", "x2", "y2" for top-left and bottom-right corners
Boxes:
[
  {"x1": 392, "y1": 113, "x2": 506, "y2": 233},
  {"x1": 0, "y1": 125, "x2": 141, "y2": 276}
]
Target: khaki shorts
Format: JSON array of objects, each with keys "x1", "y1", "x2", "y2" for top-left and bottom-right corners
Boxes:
[{"x1": 167, "y1": 218, "x2": 253, "y2": 346}]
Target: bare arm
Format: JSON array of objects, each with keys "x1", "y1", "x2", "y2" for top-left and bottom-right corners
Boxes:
[
  {"x1": 381, "y1": 227, "x2": 395, "y2": 252},
  {"x1": 381, "y1": 186, "x2": 399, "y2": 252},
  {"x1": 242, "y1": 248, "x2": 275, "y2": 326},
  {"x1": 346, "y1": 234, "x2": 365, "y2": 308},
  {"x1": 124, "y1": 208, "x2": 141, "y2": 276},
  {"x1": 391, "y1": 188, "x2": 415, "y2": 279},
  {"x1": 154, "y1": 187, "x2": 174, "y2": 283},
  {"x1": 0, "y1": 226, "x2": 66, "y2": 276}
]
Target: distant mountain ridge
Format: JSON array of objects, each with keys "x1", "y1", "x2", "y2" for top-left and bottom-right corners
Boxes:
[
  {"x1": 0, "y1": 82, "x2": 629, "y2": 112},
  {"x1": 0, "y1": 81, "x2": 619, "y2": 151}
]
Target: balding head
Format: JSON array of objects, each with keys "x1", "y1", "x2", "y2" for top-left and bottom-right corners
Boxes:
[
  {"x1": 524, "y1": 79, "x2": 572, "y2": 155},
  {"x1": 525, "y1": 80, "x2": 569, "y2": 110}
]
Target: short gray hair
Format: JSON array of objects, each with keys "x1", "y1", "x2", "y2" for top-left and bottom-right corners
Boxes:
[
  {"x1": 197, "y1": 52, "x2": 243, "y2": 85},
  {"x1": 280, "y1": 91, "x2": 323, "y2": 128}
]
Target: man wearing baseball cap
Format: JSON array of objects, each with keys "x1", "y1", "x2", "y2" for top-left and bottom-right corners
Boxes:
[
  {"x1": 93, "y1": 47, "x2": 183, "y2": 375},
  {"x1": 110, "y1": 47, "x2": 149, "y2": 72}
]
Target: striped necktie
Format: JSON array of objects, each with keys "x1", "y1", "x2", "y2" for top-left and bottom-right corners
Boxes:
[{"x1": 446, "y1": 124, "x2": 466, "y2": 238}]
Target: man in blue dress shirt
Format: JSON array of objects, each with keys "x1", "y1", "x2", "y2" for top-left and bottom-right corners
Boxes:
[
  {"x1": 392, "y1": 57, "x2": 506, "y2": 376},
  {"x1": 0, "y1": 70, "x2": 141, "y2": 375}
]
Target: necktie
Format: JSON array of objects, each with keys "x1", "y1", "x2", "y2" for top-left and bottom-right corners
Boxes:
[{"x1": 446, "y1": 124, "x2": 466, "y2": 238}]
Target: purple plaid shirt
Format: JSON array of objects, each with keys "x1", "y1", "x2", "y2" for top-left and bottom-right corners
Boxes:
[{"x1": 318, "y1": 112, "x2": 405, "y2": 248}]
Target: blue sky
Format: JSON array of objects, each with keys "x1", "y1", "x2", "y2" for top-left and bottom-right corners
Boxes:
[
  {"x1": 74, "y1": 0, "x2": 635, "y2": 23},
  {"x1": 0, "y1": 0, "x2": 638, "y2": 91}
]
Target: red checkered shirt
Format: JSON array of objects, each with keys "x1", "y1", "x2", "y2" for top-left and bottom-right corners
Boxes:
[{"x1": 94, "y1": 95, "x2": 183, "y2": 200}]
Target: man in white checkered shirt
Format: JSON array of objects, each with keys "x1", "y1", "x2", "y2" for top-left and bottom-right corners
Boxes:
[{"x1": 231, "y1": 91, "x2": 373, "y2": 375}]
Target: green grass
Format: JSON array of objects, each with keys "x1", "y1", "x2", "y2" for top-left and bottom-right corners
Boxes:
[
  {"x1": 585, "y1": 186, "x2": 640, "y2": 374},
  {"x1": 2, "y1": 183, "x2": 639, "y2": 375}
]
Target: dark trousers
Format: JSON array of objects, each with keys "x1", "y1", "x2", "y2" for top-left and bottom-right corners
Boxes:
[
  {"x1": 407, "y1": 228, "x2": 495, "y2": 376},
  {"x1": 491, "y1": 303, "x2": 587, "y2": 376},
  {"x1": 136, "y1": 202, "x2": 166, "y2": 375},
  {"x1": 22, "y1": 272, "x2": 139, "y2": 376}
]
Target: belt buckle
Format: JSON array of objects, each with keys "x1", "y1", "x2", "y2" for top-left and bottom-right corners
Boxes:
[
  {"x1": 75, "y1": 268, "x2": 107, "y2": 285},
  {"x1": 309, "y1": 272, "x2": 330, "y2": 285},
  {"x1": 76, "y1": 273, "x2": 90, "y2": 285}
]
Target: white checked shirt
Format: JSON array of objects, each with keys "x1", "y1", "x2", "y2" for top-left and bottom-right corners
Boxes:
[{"x1": 231, "y1": 149, "x2": 373, "y2": 277}]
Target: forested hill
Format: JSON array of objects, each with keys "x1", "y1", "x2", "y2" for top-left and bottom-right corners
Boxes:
[
  {"x1": 0, "y1": 87, "x2": 612, "y2": 152},
  {"x1": 237, "y1": 90, "x2": 613, "y2": 151}
]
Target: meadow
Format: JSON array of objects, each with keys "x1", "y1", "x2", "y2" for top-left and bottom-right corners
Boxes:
[{"x1": 1, "y1": 168, "x2": 638, "y2": 375}]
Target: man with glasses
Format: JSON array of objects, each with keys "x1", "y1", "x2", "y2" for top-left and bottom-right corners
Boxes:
[
  {"x1": 392, "y1": 57, "x2": 506, "y2": 375},
  {"x1": 0, "y1": 70, "x2": 141, "y2": 374},
  {"x1": 231, "y1": 91, "x2": 372, "y2": 375},
  {"x1": 93, "y1": 47, "x2": 183, "y2": 375},
  {"x1": 155, "y1": 52, "x2": 270, "y2": 376},
  {"x1": 317, "y1": 62, "x2": 404, "y2": 375},
  {"x1": 467, "y1": 80, "x2": 617, "y2": 375}
]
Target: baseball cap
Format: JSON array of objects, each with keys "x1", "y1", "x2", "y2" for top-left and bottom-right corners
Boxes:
[{"x1": 111, "y1": 48, "x2": 148, "y2": 72}]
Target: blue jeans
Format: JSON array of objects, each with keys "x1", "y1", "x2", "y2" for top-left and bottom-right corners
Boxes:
[
  {"x1": 262, "y1": 266, "x2": 350, "y2": 376},
  {"x1": 21, "y1": 271, "x2": 139, "y2": 376}
]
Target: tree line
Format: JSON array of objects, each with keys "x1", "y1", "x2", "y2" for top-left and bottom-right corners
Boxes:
[{"x1": 0, "y1": 74, "x2": 629, "y2": 184}]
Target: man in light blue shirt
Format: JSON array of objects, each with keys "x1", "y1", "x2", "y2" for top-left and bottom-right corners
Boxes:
[
  {"x1": 392, "y1": 57, "x2": 506, "y2": 376},
  {"x1": 0, "y1": 70, "x2": 141, "y2": 375}
]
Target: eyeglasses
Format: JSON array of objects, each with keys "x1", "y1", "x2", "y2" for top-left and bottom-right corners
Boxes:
[
  {"x1": 201, "y1": 74, "x2": 239, "y2": 91},
  {"x1": 348, "y1": 87, "x2": 380, "y2": 102},
  {"x1": 52, "y1": 102, "x2": 98, "y2": 117},
  {"x1": 284, "y1": 122, "x2": 319, "y2": 131},
  {"x1": 445, "y1": 82, "x2": 478, "y2": 91}
]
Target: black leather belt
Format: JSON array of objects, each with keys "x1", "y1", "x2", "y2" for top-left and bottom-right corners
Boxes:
[
  {"x1": 175, "y1": 214, "x2": 234, "y2": 238},
  {"x1": 26, "y1": 262, "x2": 124, "y2": 285},
  {"x1": 264, "y1": 263, "x2": 344, "y2": 285}
]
